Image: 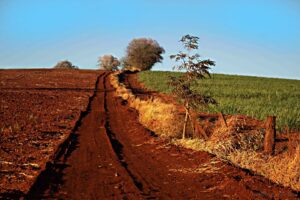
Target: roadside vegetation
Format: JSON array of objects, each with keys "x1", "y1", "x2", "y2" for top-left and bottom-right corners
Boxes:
[
  {"x1": 107, "y1": 35, "x2": 300, "y2": 191},
  {"x1": 111, "y1": 68, "x2": 300, "y2": 192},
  {"x1": 111, "y1": 69, "x2": 300, "y2": 192},
  {"x1": 138, "y1": 71, "x2": 300, "y2": 131},
  {"x1": 48, "y1": 35, "x2": 299, "y2": 192}
]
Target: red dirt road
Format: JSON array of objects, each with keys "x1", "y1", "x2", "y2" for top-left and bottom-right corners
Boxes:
[{"x1": 25, "y1": 71, "x2": 299, "y2": 199}]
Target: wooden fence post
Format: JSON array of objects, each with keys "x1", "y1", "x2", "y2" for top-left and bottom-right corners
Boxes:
[{"x1": 264, "y1": 116, "x2": 276, "y2": 155}]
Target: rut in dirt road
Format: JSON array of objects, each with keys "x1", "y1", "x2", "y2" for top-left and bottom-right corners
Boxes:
[
  {"x1": 27, "y1": 72, "x2": 141, "y2": 199},
  {"x1": 27, "y1": 71, "x2": 299, "y2": 200}
]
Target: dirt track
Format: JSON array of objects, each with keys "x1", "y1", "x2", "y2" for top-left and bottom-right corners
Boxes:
[{"x1": 22, "y1": 71, "x2": 299, "y2": 199}]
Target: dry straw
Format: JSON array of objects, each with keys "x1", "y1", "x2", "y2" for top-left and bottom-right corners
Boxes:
[
  {"x1": 110, "y1": 71, "x2": 184, "y2": 138},
  {"x1": 109, "y1": 71, "x2": 300, "y2": 192}
]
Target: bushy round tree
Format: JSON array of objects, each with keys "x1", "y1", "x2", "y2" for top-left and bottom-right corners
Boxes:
[
  {"x1": 123, "y1": 38, "x2": 165, "y2": 71},
  {"x1": 98, "y1": 55, "x2": 120, "y2": 71},
  {"x1": 53, "y1": 60, "x2": 78, "y2": 69}
]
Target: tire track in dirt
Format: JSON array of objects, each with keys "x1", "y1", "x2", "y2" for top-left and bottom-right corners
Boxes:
[
  {"x1": 103, "y1": 78, "x2": 146, "y2": 194},
  {"x1": 26, "y1": 72, "x2": 142, "y2": 199},
  {"x1": 25, "y1": 71, "x2": 299, "y2": 200}
]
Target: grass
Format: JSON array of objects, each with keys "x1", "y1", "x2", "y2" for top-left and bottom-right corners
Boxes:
[
  {"x1": 111, "y1": 70, "x2": 300, "y2": 192},
  {"x1": 138, "y1": 71, "x2": 300, "y2": 131}
]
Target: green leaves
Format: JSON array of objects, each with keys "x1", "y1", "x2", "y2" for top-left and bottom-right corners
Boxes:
[
  {"x1": 169, "y1": 75, "x2": 216, "y2": 108},
  {"x1": 170, "y1": 35, "x2": 215, "y2": 82},
  {"x1": 180, "y1": 34, "x2": 200, "y2": 50},
  {"x1": 169, "y1": 34, "x2": 216, "y2": 109}
]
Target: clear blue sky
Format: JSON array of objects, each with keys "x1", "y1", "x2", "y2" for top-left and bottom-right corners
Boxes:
[{"x1": 1, "y1": 0, "x2": 300, "y2": 79}]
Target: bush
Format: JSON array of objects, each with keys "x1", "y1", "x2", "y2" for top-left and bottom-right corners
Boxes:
[
  {"x1": 98, "y1": 55, "x2": 120, "y2": 71},
  {"x1": 53, "y1": 60, "x2": 78, "y2": 69},
  {"x1": 123, "y1": 38, "x2": 165, "y2": 71}
]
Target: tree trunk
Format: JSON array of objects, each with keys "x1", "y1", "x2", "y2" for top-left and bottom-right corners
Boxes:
[
  {"x1": 187, "y1": 112, "x2": 195, "y2": 136},
  {"x1": 182, "y1": 102, "x2": 189, "y2": 139},
  {"x1": 183, "y1": 109, "x2": 189, "y2": 139}
]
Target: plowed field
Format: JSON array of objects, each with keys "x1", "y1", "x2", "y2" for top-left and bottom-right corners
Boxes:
[{"x1": 0, "y1": 69, "x2": 99, "y2": 198}]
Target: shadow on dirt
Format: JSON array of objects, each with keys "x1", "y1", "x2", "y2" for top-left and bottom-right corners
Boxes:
[
  {"x1": 0, "y1": 190, "x2": 25, "y2": 200},
  {"x1": 103, "y1": 76, "x2": 145, "y2": 192},
  {"x1": 25, "y1": 75, "x2": 103, "y2": 199},
  {"x1": 26, "y1": 129, "x2": 80, "y2": 199},
  {"x1": 119, "y1": 71, "x2": 158, "y2": 99},
  {"x1": 104, "y1": 120, "x2": 144, "y2": 192}
]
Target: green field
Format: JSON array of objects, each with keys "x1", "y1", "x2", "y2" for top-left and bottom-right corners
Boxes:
[{"x1": 138, "y1": 71, "x2": 300, "y2": 131}]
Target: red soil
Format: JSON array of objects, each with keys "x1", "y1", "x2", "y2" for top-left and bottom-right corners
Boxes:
[
  {"x1": 28, "y1": 71, "x2": 298, "y2": 199},
  {"x1": 1, "y1": 69, "x2": 299, "y2": 199},
  {"x1": 0, "y1": 69, "x2": 99, "y2": 198}
]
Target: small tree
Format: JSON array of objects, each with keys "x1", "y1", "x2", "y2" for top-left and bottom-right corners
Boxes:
[
  {"x1": 53, "y1": 60, "x2": 78, "y2": 69},
  {"x1": 123, "y1": 38, "x2": 165, "y2": 71},
  {"x1": 98, "y1": 55, "x2": 120, "y2": 71},
  {"x1": 170, "y1": 35, "x2": 216, "y2": 139}
]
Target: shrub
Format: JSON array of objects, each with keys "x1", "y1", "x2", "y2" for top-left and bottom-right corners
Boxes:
[
  {"x1": 53, "y1": 60, "x2": 78, "y2": 69},
  {"x1": 98, "y1": 55, "x2": 120, "y2": 71},
  {"x1": 123, "y1": 38, "x2": 165, "y2": 71}
]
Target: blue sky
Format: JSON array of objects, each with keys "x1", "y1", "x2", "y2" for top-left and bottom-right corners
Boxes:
[{"x1": 0, "y1": 0, "x2": 300, "y2": 79}]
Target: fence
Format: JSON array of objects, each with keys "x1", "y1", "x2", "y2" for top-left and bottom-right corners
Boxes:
[{"x1": 191, "y1": 112, "x2": 277, "y2": 155}]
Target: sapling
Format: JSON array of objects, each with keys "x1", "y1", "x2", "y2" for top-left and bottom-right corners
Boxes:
[{"x1": 170, "y1": 35, "x2": 216, "y2": 139}]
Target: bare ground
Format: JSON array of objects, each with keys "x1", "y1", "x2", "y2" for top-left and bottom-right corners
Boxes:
[
  {"x1": 0, "y1": 69, "x2": 99, "y2": 198},
  {"x1": 25, "y1": 71, "x2": 298, "y2": 199}
]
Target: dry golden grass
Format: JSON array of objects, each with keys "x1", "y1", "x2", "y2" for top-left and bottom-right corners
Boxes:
[
  {"x1": 109, "y1": 71, "x2": 300, "y2": 192},
  {"x1": 170, "y1": 113, "x2": 300, "y2": 191},
  {"x1": 137, "y1": 98, "x2": 183, "y2": 138},
  {"x1": 228, "y1": 145, "x2": 300, "y2": 191},
  {"x1": 174, "y1": 137, "x2": 300, "y2": 191},
  {"x1": 110, "y1": 71, "x2": 183, "y2": 138},
  {"x1": 210, "y1": 116, "x2": 264, "y2": 153}
]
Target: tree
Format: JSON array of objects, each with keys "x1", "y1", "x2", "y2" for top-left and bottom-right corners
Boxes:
[
  {"x1": 53, "y1": 60, "x2": 78, "y2": 69},
  {"x1": 98, "y1": 55, "x2": 120, "y2": 71},
  {"x1": 170, "y1": 35, "x2": 216, "y2": 139},
  {"x1": 123, "y1": 38, "x2": 165, "y2": 71}
]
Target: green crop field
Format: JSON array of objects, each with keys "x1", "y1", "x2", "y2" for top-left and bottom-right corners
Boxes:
[{"x1": 138, "y1": 71, "x2": 300, "y2": 131}]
